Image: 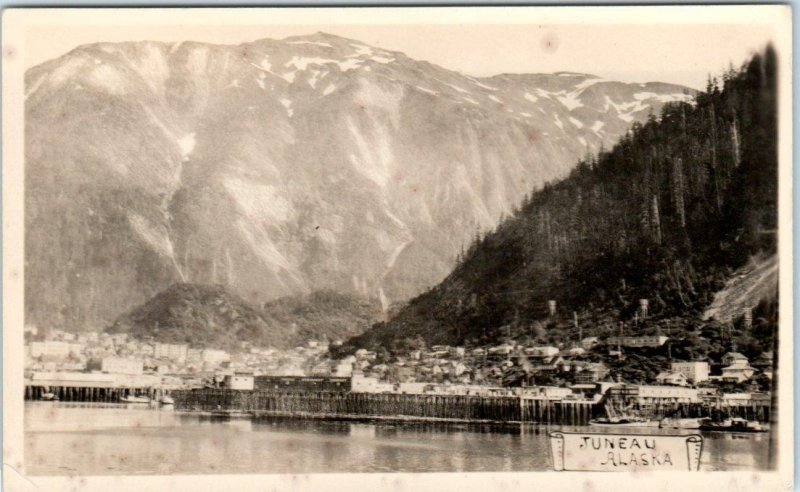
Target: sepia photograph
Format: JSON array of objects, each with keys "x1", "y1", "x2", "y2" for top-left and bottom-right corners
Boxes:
[{"x1": 2, "y1": 5, "x2": 793, "y2": 491}]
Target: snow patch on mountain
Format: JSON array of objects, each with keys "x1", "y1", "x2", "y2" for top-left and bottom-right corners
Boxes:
[
  {"x1": 224, "y1": 178, "x2": 295, "y2": 224},
  {"x1": 87, "y1": 65, "x2": 128, "y2": 95},
  {"x1": 288, "y1": 40, "x2": 333, "y2": 48},
  {"x1": 177, "y1": 133, "x2": 196, "y2": 161}
]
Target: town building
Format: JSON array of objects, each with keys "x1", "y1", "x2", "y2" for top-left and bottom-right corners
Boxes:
[
  {"x1": 523, "y1": 346, "x2": 559, "y2": 357},
  {"x1": 101, "y1": 356, "x2": 144, "y2": 375},
  {"x1": 351, "y1": 373, "x2": 395, "y2": 393},
  {"x1": 154, "y1": 343, "x2": 188, "y2": 362},
  {"x1": 722, "y1": 352, "x2": 749, "y2": 367},
  {"x1": 224, "y1": 372, "x2": 255, "y2": 390},
  {"x1": 581, "y1": 337, "x2": 599, "y2": 350},
  {"x1": 606, "y1": 335, "x2": 669, "y2": 348},
  {"x1": 201, "y1": 349, "x2": 230, "y2": 366},
  {"x1": 671, "y1": 361, "x2": 710, "y2": 383},
  {"x1": 574, "y1": 362, "x2": 610, "y2": 383},
  {"x1": 655, "y1": 371, "x2": 689, "y2": 387},
  {"x1": 605, "y1": 384, "x2": 699, "y2": 406},
  {"x1": 29, "y1": 341, "x2": 82, "y2": 360}
]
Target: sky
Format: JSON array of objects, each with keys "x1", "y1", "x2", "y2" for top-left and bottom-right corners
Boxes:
[{"x1": 22, "y1": 10, "x2": 779, "y2": 90}]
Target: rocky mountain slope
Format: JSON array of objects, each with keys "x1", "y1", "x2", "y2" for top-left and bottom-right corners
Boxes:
[
  {"x1": 25, "y1": 32, "x2": 694, "y2": 330},
  {"x1": 337, "y1": 48, "x2": 777, "y2": 356}
]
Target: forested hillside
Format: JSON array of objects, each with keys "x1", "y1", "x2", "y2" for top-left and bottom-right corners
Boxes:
[
  {"x1": 107, "y1": 284, "x2": 383, "y2": 350},
  {"x1": 337, "y1": 47, "x2": 778, "y2": 361}
]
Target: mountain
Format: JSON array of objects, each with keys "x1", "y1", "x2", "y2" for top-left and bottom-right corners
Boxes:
[
  {"x1": 336, "y1": 48, "x2": 778, "y2": 358},
  {"x1": 261, "y1": 290, "x2": 385, "y2": 344},
  {"x1": 25, "y1": 32, "x2": 695, "y2": 331},
  {"x1": 107, "y1": 284, "x2": 383, "y2": 350},
  {"x1": 107, "y1": 283, "x2": 280, "y2": 350}
]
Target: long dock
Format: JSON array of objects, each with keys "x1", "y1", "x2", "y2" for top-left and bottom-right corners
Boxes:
[{"x1": 173, "y1": 389, "x2": 601, "y2": 425}]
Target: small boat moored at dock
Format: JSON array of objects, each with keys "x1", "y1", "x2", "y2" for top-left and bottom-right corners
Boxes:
[
  {"x1": 589, "y1": 416, "x2": 660, "y2": 428},
  {"x1": 160, "y1": 395, "x2": 175, "y2": 405},
  {"x1": 41, "y1": 392, "x2": 59, "y2": 401},
  {"x1": 659, "y1": 417, "x2": 710, "y2": 429},
  {"x1": 120, "y1": 395, "x2": 152, "y2": 404}
]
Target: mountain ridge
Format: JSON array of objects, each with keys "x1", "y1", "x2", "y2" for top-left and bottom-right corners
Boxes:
[{"x1": 25, "y1": 32, "x2": 695, "y2": 332}]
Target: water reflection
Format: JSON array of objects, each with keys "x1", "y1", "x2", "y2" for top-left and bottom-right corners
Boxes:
[{"x1": 25, "y1": 402, "x2": 770, "y2": 475}]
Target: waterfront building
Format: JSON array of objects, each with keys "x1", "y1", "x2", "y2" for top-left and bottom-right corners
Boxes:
[
  {"x1": 30, "y1": 371, "x2": 116, "y2": 388},
  {"x1": 671, "y1": 361, "x2": 710, "y2": 383},
  {"x1": 254, "y1": 375, "x2": 351, "y2": 392},
  {"x1": 721, "y1": 392, "x2": 770, "y2": 407},
  {"x1": 224, "y1": 372, "x2": 255, "y2": 390},
  {"x1": 351, "y1": 373, "x2": 395, "y2": 393},
  {"x1": 655, "y1": 371, "x2": 689, "y2": 386},
  {"x1": 101, "y1": 357, "x2": 144, "y2": 375},
  {"x1": 605, "y1": 384, "x2": 699, "y2": 405}
]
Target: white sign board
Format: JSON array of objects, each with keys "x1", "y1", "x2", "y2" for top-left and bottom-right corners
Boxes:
[{"x1": 549, "y1": 431, "x2": 703, "y2": 471}]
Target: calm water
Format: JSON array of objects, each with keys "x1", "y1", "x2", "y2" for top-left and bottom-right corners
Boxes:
[{"x1": 25, "y1": 402, "x2": 770, "y2": 475}]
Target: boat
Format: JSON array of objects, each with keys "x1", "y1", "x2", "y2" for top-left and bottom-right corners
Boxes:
[
  {"x1": 120, "y1": 395, "x2": 151, "y2": 404},
  {"x1": 699, "y1": 417, "x2": 767, "y2": 433},
  {"x1": 159, "y1": 395, "x2": 175, "y2": 405},
  {"x1": 591, "y1": 400, "x2": 658, "y2": 427},
  {"x1": 40, "y1": 392, "x2": 59, "y2": 401},
  {"x1": 659, "y1": 417, "x2": 711, "y2": 429},
  {"x1": 589, "y1": 416, "x2": 660, "y2": 427},
  {"x1": 205, "y1": 410, "x2": 253, "y2": 419}
]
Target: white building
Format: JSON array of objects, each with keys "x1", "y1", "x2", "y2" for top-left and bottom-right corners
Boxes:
[
  {"x1": 154, "y1": 343, "x2": 188, "y2": 362},
  {"x1": 202, "y1": 349, "x2": 230, "y2": 365},
  {"x1": 351, "y1": 373, "x2": 395, "y2": 393},
  {"x1": 655, "y1": 371, "x2": 689, "y2": 387},
  {"x1": 671, "y1": 361, "x2": 710, "y2": 383},
  {"x1": 636, "y1": 385, "x2": 699, "y2": 403},
  {"x1": 29, "y1": 341, "x2": 82, "y2": 360},
  {"x1": 332, "y1": 357, "x2": 355, "y2": 377},
  {"x1": 524, "y1": 346, "x2": 560, "y2": 357},
  {"x1": 101, "y1": 357, "x2": 144, "y2": 375},
  {"x1": 224, "y1": 372, "x2": 254, "y2": 390}
]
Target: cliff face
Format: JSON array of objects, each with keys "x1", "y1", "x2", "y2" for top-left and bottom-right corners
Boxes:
[
  {"x1": 25, "y1": 32, "x2": 694, "y2": 330},
  {"x1": 338, "y1": 48, "x2": 777, "y2": 355}
]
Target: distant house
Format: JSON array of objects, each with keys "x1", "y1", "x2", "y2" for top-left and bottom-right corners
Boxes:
[
  {"x1": 720, "y1": 362, "x2": 755, "y2": 382},
  {"x1": 574, "y1": 362, "x2": 609, "y2": 383},
  {"x1": 101, "y1": 356, "x2": 144, "y2": 376},
  {"x1": 721, "y1": 352, "x2": 749, "y2": 367},
  {"x1": 523, "y1": 346, "x2": 559, "y2": 357},
  {"x1": 581, "y1": 337, "x2": 600, "y2": 350},
  {"x1": 671, "y1": 361, "x2": 710, "y2": 383},
  {"x1": 655, "y1": 371, "x2": 689, "y2": 387},
  {"x1": 606, "y1": 335, "x2": 668, "y2": 348},
  {"x1": 488, "y1": 344, "x2": 515, "y2": 356}
]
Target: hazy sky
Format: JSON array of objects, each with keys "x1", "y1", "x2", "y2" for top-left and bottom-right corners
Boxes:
[{"x1": 23, "y1": 10, "x2": 779, "y2": 90}]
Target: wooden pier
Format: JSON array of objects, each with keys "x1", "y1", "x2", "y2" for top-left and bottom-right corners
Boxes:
[
  {"x1": 172, "y1": 389, "x2": 602, "y2": 425},
  {"x1": 25, "y1": 384, "x2": 170, "y2": 402}
]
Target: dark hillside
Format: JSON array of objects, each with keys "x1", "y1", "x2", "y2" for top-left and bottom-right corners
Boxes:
[{"x1": 336, "y1": 47, "x2": 778, "y2": 357}]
